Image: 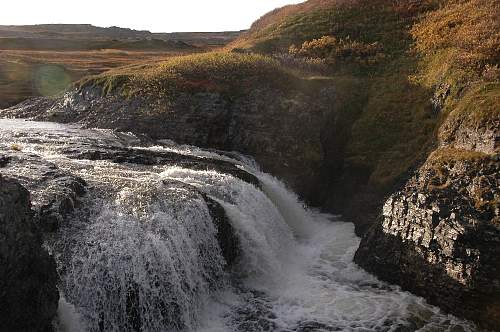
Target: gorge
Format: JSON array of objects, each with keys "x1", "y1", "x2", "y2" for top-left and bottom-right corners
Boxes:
[
  {"x1": 0, "y1": 119, "x2": 478, "y2": 331},
  {"x1": 0, "y1": 0, "x2": 498, "y2": 331}
]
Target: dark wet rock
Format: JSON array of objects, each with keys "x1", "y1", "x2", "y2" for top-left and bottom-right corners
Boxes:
[
  {"x1": 61, "y1": 145, "x2": 259, "y2": 187},
  {"x1": 231, "y1": 290, "x2": 278, "y2": 332},
  {"x1": 355, "y1": 153, "x2": 500, "y2": 329},
  {"x1": 0, "y1": 175, "x2": 59, "y2": 331},
  {"x1": 0, "y1": 155, "x2": 11, "y2": 167},
  {"x1": 1, "y1": 97, "x2": 57, "y2": 119},
  {"x1": 0, "y1": 151, "x2": 87, "y2": 232},
  {"x1": 37, "y1": 176, "x2": 87, "y2": 232},
  {"x1": 204, "y1": 195, "x2": 240, "y2": 267}
]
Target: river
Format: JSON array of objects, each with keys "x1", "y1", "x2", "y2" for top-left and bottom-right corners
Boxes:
[{"x1": 0, "y1": 119, "x2": 476, "y2": 331}]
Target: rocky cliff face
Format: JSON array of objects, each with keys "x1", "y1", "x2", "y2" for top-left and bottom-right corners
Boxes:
[
  {"x1": 351, "y1": 0, "x2": 500, "y2": 327},
  {"x1": 0, "y1": 175, "x2": 59, "y2": 331},
  {"x1": 355, "y1": 106, "x2": 500, "y2": 329}
]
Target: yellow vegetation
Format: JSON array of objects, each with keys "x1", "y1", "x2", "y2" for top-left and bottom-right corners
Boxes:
[
  {"x1": 412, "y1": 0, "x2": 500, "y2": 85},
  {"x1": 289, "y1": 35, "x2": 385, "y2": 65}
]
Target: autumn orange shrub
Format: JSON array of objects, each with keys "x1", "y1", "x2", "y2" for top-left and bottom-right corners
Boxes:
[
  {"x1": 411, "y1": 0, "x2": 500, "y2": 76},
  {"x1": 289, "y1": 35, "x2": 384, "y2": 64}
]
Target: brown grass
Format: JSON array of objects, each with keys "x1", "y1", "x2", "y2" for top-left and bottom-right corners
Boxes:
[
  {"x1": 0, "y1": 49, "x2": 194, "y2": 108},
  {"x1": 249, "y1": 0, "x2": 353, "y2": 31}
]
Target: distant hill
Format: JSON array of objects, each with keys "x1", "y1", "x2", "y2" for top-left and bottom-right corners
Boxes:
[
  {"x1": 0, "y1": 37, "x2": 195, "y2": 52},
  {"x1": 0, "y1": 24, "x2": 152, "y2": 40},
  {"x1": 0, "y1": 24, "x2": 243, "y2": 48},
  {"x1": 158, "y1": 31, "x2": 244, "y2": 48}
]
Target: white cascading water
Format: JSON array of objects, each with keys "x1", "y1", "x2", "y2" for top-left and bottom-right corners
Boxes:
[
  {"x1": 0, "y1": 119, "x2": 477, "y2": 332},
  {"x1": 161, "y1": 159, "x2": 474, "y2": 332},
  {"x1": 56, "y1": 180, "x2": 226, "y2": 331}
]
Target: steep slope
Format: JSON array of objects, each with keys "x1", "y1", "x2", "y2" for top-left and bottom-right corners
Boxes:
[
  {"x1": 242, "y1": 0, "x2": 347, "y2": 37},
  {"x1": 354, "y1": 0, "x2": 500, "y2": 328},
  {"x1": 232, "y1": 0, "x2": 443, "y2": 234}
]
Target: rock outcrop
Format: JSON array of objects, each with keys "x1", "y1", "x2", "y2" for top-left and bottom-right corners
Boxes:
[
  {"x1": 0, "y1": 175, "x2": 59, "y2": 331},
  {"x1": 355, "y1": 99, "x2": 500, "y2": 329}
]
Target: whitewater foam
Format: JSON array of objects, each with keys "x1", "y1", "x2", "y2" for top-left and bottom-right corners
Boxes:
[{"x1": 0, "y1": 119, "x2": 477, "y2": 332}]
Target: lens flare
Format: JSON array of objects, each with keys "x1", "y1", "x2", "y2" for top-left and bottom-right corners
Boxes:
[{"x1": 33, "y1": 64, "x2": 71, "y2": 97}]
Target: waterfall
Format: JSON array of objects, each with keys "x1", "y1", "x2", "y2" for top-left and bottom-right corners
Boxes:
[
  {"x1": 56, "y1": 181, "x2": 226, "y2": 331},
  {"x1": 0, "y1": 119, "x2": 476, "y2": 332},
  {"x1": 161, "y1": 167, "x2": 296, "y2": 286}
]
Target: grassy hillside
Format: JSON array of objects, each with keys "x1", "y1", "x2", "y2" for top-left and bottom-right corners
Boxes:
[
  {"x1": 411, "y1": 0, "x2": 499, "y2": 142},
  {"x1": 246, "y1": 0, "x2": 346, "y2": 33},
  {"x1": 233, "y1": 0, "x2": 432, "y2": 53},
  {"x1": 77, "y1": 52, "x2": 297, "y2": 99},
  {"x1": 228, "y1": 0, "x2": 499, "y2": 229},
  {"x1": 235, "y1": 0, "x2": 438, "y2": 187}
]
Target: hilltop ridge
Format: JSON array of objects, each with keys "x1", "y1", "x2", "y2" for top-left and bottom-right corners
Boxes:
[{"x1": 0, "y1": 24, "x2": 242, "y2": 46}]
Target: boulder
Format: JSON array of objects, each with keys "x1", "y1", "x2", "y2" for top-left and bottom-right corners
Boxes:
[{"x1": 0, "y1": 175, "x2": 59, "y2": 331}]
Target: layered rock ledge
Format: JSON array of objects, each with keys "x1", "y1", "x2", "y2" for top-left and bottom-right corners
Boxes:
[{"x1": 355, "y1": 147, "x2": 500, "y2": 329}]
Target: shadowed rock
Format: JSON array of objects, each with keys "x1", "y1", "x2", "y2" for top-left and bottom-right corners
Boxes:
[
  {"x1": 355, "y1": 154, "x2": 500, "y2": 329},
  {"x1": 0, "y1": 175, "x2": 59, "y2": 331}
]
